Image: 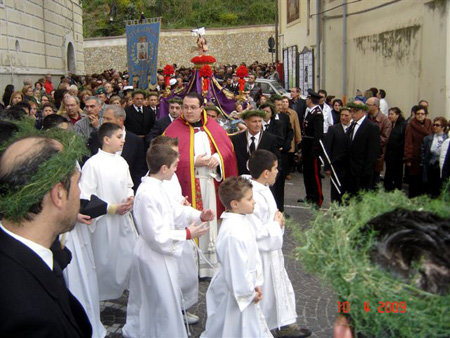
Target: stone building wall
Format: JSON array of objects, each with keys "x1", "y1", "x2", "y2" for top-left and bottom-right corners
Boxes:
[
  {"x1": 278, "y1": 0, "x2": 449, "y2": 119},
  {"x1": 0, "y1": 0, "x2": 84, "y2": 92},
  {"x1": 84, "y1": 25, "x2": 275, "y2": 74}
]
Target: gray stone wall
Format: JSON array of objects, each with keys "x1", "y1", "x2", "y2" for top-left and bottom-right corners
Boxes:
[
  {"x1": 0, "y1": 0, "x2": 84, "y2": 92},
  {"x1": 84, "y1": 25, "x2": 275, "y2": 74}
]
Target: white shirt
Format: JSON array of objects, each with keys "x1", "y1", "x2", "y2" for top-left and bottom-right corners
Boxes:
[
  {"x1": 247, "y1": 131, "x2": 261, "y2": 150},
  {"x1": 380, "y1": 98, "x2": 389, "y2": 116},
  {"x1": 439, "y1": 138, "x2": 450, "y2": 176},
  {"x1": 0, "y1": 222, "x2": 53, "y2": 270},
  {"x1": 133, "y1": 104, "x2": 143, "y2": 113},
  {"x1": 352, "y1": 115, "x2": 366, "y2": 140},
  {"x1": 342, "y1": 123, "x2": 351, "y2": 133}
]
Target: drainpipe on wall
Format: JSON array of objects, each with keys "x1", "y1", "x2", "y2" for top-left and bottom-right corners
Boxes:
[
  {"x1": 321, "y1": 0, "x2": 325, "y2": 90},
  {"x1": 446, "y1": 8, "x2": 450, "y2": 120},
  {"x1": 342, "y1": 0, "x2": 347, "y2": 104},
  {"x1": 5, "y1": 3, "x2": 14, "y2": 84},
  {"x1": 316, "y1": 0, "x2": 320, "y2": 91},
  {"x1": 275, "y1": 0, "x2": 279, "y2": 63}
]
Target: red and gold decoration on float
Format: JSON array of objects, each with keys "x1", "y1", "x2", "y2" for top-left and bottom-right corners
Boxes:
[
  {"x1": 162, "y1": 64, "x2": 174, "y2": 87},
  {"x1": 236, "y1": 65, "x2": 248, "y2": 92},
  {"x1": 199, "y1": 64, "x2": 213, "y2": 95}
]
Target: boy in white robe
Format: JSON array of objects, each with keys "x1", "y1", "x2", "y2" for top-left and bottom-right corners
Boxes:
[
  {"x1": 64, "y1": 194, "x2": 132, "y2": 338},
  {"x1": 201, "y1": 176, "x2": 273, "y2": 338},
  {"x1": 152, "y1": 135, "x2": 200, "y2": 324},
  {"x1": 248, "y1": 150, "x2": 311, "y2": 338},
  {"x1": 123, "y1": 144, "x2": 214, "y2": 338},
  {"x1": 80, "y1": 123, "x2": 137, "y2": 301}
]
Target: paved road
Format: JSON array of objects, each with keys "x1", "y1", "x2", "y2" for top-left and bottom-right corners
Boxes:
[{"x1": 101, "y1": 172, "x2": 338, "y2": 337}]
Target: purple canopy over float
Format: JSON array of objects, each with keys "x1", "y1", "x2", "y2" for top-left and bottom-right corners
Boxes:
[{"x1": 158, "y1": 55, "x2": 236, "y2": 119}]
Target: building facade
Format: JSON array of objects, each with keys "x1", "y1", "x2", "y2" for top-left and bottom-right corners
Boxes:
[
  {"x1": 0, "y1": 0, "x2": 84, "y2": 93},
  {"x1": 278, "y1": 0, "x2": 449, "y2": 118}
]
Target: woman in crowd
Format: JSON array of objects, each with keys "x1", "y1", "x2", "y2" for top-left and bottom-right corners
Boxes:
[
  {"x1": 78, "y1": 89, "x2": 93, "y2": 110},
  {"x1": 331, "y1": 99, "x2": 343, "y2": 125},
  {"x1": 109, "y1": 96, "x2": 121, "y2": 106},
  {"x1": 1, "y1": 84, "x2": 14, "y2": 109},
  {"x1": 384, "y1": 107, "x2": 407, "y2": 191},
  {"x1": 421, "y1": 116, "x2": 448, "y2": 198},
  {"x1": 8, "y1": 91, "x2": 24, "y2": 107},
  {"x1": 404, "y1": 105, "x2": 432, "y2": 197},
  {"x1": 33, "y1": 87, "x2": 42, "y2": 105},
  {"x1": 40, "y1": 94, "x2": 51, "y2": 106},
  {"x1": 22, "y1": 85, "x2": 35, "y2": 104}
]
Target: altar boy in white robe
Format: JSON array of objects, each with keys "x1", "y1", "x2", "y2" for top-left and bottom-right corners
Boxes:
[
  {"x1": 80, "y1": 123, "x2": 137, "y2": 301},
  {"x1": 123, "y1": 144, "x2": 214, "y2": 338},
  {"x1": 248, "y1": 150, "x2": 311, "y2": 338},
  {"x1": 201, "y1": 176, "x2": 273, "y2": 338},
  {"x1": 151, "y1": 135, "x2": 200, "y2": 325}
]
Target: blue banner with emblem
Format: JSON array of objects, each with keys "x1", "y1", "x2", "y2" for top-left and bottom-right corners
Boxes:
[{"x1": 126, "y1": 18, "x2": 161, "y2": 89}]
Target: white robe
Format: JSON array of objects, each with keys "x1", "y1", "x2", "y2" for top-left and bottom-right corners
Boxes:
[
  {"x1": 63, "y1": 221, "x2": 106, "y2": 338},
  {"x1": 201, "y1": 212, "x2": 272, "y2": 338},
  {"x1": 193, "y1": 129, "x2": 222, "y2": 278},
  {"x1": 123, "y1": 176, "x2": 201, "y2": 338},
  {"x1": 249, "y1": 180, "x2": 297, "y2": 330},
  {"x1": 81, "y1": 149, "x2": 137, "y2": 301},
  {"x1": 162, "y1": 174, "x2": 199, "y2": 309}
]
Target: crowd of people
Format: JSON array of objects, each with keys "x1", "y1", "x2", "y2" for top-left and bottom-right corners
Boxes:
[{"x1": 0, "y1": 64, "x2": 448, "y2": 338}]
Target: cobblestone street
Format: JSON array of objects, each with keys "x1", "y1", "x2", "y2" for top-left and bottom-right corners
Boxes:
[{"x1": 102, "y1": 172, "x2": 338, "y2": 337}]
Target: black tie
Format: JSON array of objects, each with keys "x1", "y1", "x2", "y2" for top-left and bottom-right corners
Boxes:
[
  {"x1": 249, "y1": 136, "x2": 256, "y2": 154},
  {"x1": 265, "y1": 124, "x2": 269, "y2": 131},
  {"x1": 138, "y1": 107, "x2": 142, "y2": 114},
  {"x1": 347, "y1": 122, "x2": 356, "y2": 140}
]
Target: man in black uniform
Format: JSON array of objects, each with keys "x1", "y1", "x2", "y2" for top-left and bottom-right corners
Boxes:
[{"x1": 301, "y1": 89, "x2": 324, "y2": 207}]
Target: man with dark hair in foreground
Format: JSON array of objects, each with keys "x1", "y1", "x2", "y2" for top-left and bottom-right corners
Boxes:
[{"x1": 0, "y1": 136, "x2": 92, "y2": 337}]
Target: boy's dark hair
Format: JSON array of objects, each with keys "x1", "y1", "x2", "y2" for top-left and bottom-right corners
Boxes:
[
  {"x1": 42, "y1": 114, "x2": 68, "y2": 130},
  {"x1": 146, "y1": 144, "x2": 178, "y2": 174},
  {"x1": 219, "y1": 176, "x2": 252, "y2": 210},
  {"x1": 248, "y1": 150, "x2": 278, "y2": 179},
  {"x1": 98, "y1": 122, "x2": 122, "y2": 145},
  {"x1": 12, "y1": 101, "x2": 31, "y2": 113},
  {"x1": 363, "y1": 208, "x2": 450, "y2": 295},
  {"x1": 151, "y1": 135, "x2": 179, "y2": 147}
]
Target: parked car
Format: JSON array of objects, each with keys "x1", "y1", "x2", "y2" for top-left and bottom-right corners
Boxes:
[{"x1": 255, "y1": 78, "x2": 291, "y2": 99}]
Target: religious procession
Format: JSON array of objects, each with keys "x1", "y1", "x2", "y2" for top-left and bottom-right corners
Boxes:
[{"x1": 0, "y1": 1, "x2": 449, "y2": 338}]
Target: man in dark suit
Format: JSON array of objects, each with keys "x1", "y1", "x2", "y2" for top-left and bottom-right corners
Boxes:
[
  {"x1": 347, "y1": 101, "x2": 380, "y2": 195},
  {"x1": 245, "y1": 73, "x2": 263, "y2": 104},
  {"x1": 289, "y1": 87, "x2": 307, "y2": 129},
  {"x1": 231, "y1": 110, "x2": 280, "y2": 175},
  {"x1": 147, "y1": 91, "x2": 160, "y2": 118},
  {"x1": 147, "y1": 97, "x2": 182, "y2": 144},
  {"x1": 323, "y1": 107, "x2": 352, "y2": 203},
  {"x1": 301, "y1": 89, "x2": 324, "y2": 207},
  {"x1": 124, "y1": 90, "x2": 156, "y2": 147},
  {"x1": 89, "y1": 104, "x2": 147, "y2": 191},
  {"x1": 0, "y1": 136, "x2": 92, "y2": 337},
  {"x1": 270, "y1": 96, "x2": 294, "y2": 211}
]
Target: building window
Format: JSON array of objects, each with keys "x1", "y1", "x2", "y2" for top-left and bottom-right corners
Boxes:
[{"x1": 67, "y1": 42, "x2": 76, "y2": 73}]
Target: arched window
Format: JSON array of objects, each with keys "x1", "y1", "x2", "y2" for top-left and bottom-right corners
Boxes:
[{"x1": 67, "y1": 42, "x2": 75, "y2": 73}]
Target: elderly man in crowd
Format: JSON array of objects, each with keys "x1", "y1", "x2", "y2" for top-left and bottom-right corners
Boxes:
[
  {"x1": 366, "y1": 97, "x2": 392, "y2": 187},
  {"x1": 60, "y1": 95, "x2": 84, "y2": 125},
  {"x1": 74, "y1": 96, "x2": 103, "y2": 141}
]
